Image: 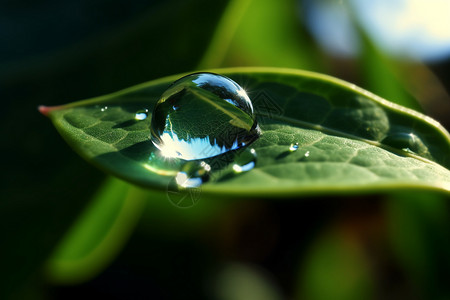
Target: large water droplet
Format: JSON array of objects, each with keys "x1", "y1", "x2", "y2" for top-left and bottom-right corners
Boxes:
[
  {"x1": 176, "y1": 161, "x2": 211, "y2": 188},
  {"x1": 232, "y1": 148, "x2": 257, "y2": 173},
  {"x1": 150, "y1": 73, "x2": 260, "y2": 161},
  {"x1": 382, "y1": 132, "x2": 430, "y2": 158}
]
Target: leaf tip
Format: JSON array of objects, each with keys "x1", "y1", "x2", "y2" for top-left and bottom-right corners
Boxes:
[{"x1": 38, "y1": 105, "x2": 62, "y2": 117}]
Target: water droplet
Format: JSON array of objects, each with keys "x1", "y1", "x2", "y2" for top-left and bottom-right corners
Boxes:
[
  {"x1": 175, "y1": 161, "x2": 211, "y2": 188},
  {"x1": 144, "y1": 151, "x2": 181, "y2": 176},
  {"x1": 100, "y1": 106, "x2": 108, "y2": 112},
  {"x1": 402, "y1": 148, "x2": 414, "y2": 154},
  {"x1": 150, "y1": 73, "x2": 260, "y2": 161},
  {"x1": 135, "y1": 109, "x2": 148, "y2": 120},
  {"x1": 289, "y1": 142, "x2": 299, "y2": 152},
  {"x1": 304, "y1": 150, "x2": 310, "y2": 157},
  {"x1": 382, "y1": 132, "x2": 430, "y2": 158},
  {"x1": 232, "y1": 148, "x2": 256, "y2": 173}
]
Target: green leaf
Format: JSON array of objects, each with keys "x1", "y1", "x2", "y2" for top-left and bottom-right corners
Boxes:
[
  {"x1": 200, "y1": 0, "x2": 321, "y2": 70},
  {"x1": 43, "y1": 67, "x2": 450, "y2": 196},
  {"x1": 386, "y1": 191, "x2": 450, "y2": 298},
  {"x1": 297, "y1": 229, "x2": 375, "y2": 300},
  {"x1": 45, "y1": 177, "x2": 145, "y2": 284}
]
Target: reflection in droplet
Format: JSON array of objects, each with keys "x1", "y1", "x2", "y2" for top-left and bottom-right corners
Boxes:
[
  {"x1": 289, "y1": 142, "x2": 299, "y2": 152},
  {"x1": 176, "y1": 161, "x2": 211, "y2": 188},
  {"x1": 144, "y1": 151, "x2": 180, "y2": 177},
  {"x1": 101, "y1": 106, "x2": 108, "y2": 112},
  {"x1": 232, "y1": 148, "x2": 257, "y2": 173},
  {"x1": 135, "y1": 109, "x2": 148, "y2": 120},
  {"x1": 149, "y1": 152, "x2": 156, "y2": 161},
  {"x1": 150, "y1": 73, "x2": 260, "y2": 161},
  {"x1": 304, "y1": 150, "x2": 310, "y2": 157}
]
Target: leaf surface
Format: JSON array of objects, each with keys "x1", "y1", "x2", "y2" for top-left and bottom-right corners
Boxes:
[{"x1": 45, "y1": 67, "x2": 450, "y2": 196}]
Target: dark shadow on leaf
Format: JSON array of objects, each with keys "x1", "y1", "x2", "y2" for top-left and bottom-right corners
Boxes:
[
  {"x1": 276, "y1": 151, "x2": 291, "y2": 160},
  {"x1": 112, "y1": 120, "x2": 139, "y2": 129},
  {"x1": 118, "y1": 140, "x2": 155, "y2": 161}
]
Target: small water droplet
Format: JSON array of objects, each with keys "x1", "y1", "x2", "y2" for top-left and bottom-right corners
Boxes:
[
  {"x1": 100, "y1": 106, "x2": 108, "y2": 112},
  {"x1": 150, "y1": 73, "x2": 260, "y2": 161},
  {"x1": 402, "y1": 147, "x2": 414, "y2": 154},
  {"x1": 135, "y1": 109, "x2": 148, "y2": 120},
  {"x1": 304, "y1": 150, "x2": 310, "y2": 157},
  {"x1": 176, "y1": 161, "x2": 210, "y2": 188},
  {"x1": 289, "y1": 142, "x2": 299, "y2": 152},
  {"x1": 232, "y1": 148, "x2": 256, "y2": 173}
]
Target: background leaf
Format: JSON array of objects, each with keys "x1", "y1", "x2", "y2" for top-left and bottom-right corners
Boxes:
[
  {"x1": 297, "y1": 229, "x2": 375, "y2": 300},
  {"x1": 45, "y1": 177, "x2": 144, "y2": 285},
  {"x1": 386, "y1": 191, "x2": 450, "y2": 298}
]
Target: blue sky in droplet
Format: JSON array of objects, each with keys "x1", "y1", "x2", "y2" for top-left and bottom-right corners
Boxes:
[{"x1": 156, "y1": 131, "x2": 240, "y2": 161}]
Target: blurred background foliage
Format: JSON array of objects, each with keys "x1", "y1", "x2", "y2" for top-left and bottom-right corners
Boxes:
[{"x1": 1, "y1": 0, "x2": 449, "y2": 299}]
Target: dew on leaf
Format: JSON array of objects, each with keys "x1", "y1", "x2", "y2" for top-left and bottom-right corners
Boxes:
[
  {"x1": 135, "y1": 109, "x2": 148, "y2": 120},
  {"x1": 382, "y1": 132, "x2": 430, "y2": 158},
  {"x1": 289, "y1": 142, "x2": 299, "y2": 152},
  {"x1": 150, "y1": 73, "x2": 260, "y2": 161},
  {"x1": 176, "y1": 161, "x2": 211, "y2": 188},
  {"x1": 232, "y1": 148, "x2": 257, "y2": 173}
]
